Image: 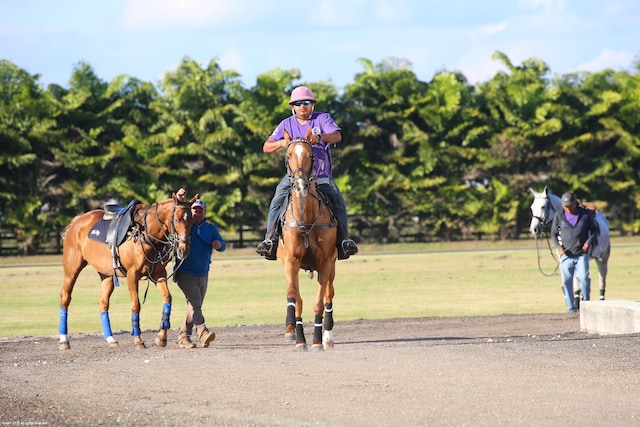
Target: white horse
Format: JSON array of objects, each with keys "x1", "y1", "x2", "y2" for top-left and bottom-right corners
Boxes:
[{"x1": 528, "y1": 186, "x2": 611, "y2": 301}]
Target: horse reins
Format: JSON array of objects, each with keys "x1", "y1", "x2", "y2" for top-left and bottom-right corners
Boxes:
[
  {"x1": 134, "y1": 201, "x2": 191, "y2": 286},
  {"x1": 284, "y1": 139, "x2": 335, "y2": 236}
]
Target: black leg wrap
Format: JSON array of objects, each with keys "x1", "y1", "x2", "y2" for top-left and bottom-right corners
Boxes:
[
  {"x1": 324, "y1": 302, "x2": 334, "y2": 331},
  {"x1": 313, "y1": 314, "x2": 323, "y2": 343},
  {"x1": 295, "y1": 317, "x2": 305, "y2": 344},
  {"x1": 286, "y1": 297, "x2": 296, "y2": 327}
]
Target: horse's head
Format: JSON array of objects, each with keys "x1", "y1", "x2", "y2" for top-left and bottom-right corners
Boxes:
[
  {"x1": 528, "y1": 186, "x2": 556, "y2": 236},
  {"x1": 170, "y1": 193, "x2": 196, "y2": 260},
  {"x1": 284, "y1": 128, "x2": 315, "y2": 199}
]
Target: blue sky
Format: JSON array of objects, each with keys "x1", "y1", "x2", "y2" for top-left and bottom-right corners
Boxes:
[{"x1": 1, "y1": 0, "x2": 639, "y2": 90}]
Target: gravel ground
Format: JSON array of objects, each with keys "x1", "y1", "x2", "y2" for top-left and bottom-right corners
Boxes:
[{"x1": 1, "y1": 313, "x2": 639, "y2": 426}]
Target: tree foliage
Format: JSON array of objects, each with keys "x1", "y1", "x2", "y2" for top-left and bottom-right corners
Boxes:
[{"x1": 1, "y1": 52, "x2": 640, "y2": 253}]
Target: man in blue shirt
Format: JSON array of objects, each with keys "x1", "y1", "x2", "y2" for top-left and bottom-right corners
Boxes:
[{"x1": 175, "y1": 191, "x2": 226, "y2": 348}]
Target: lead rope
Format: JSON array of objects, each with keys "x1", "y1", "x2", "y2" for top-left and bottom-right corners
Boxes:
[{"x1": 535, "y1": 232, "x2": 559, "y2": 277}]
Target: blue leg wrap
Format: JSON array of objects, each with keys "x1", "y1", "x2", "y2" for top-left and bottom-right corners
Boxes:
[
  {"x1": 58, "y1": 307, "x2": 68, "y2": 335},
  {"x1": 160, "y1": 302, "x2": 171, "y2": 330},
  {"x1": 131, "y1": 313, "x2": 141, "y2": 337},
  {"x1": 100, "y1": 311, "x2": 113, "y2": 340}
]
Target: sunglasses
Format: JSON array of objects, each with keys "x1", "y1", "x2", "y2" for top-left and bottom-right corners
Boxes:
[{"x1": 292, "y1": 100, "x2": 312, "y2": 106}]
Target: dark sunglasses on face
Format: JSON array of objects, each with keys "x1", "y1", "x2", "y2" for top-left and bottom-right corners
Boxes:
[{"x1": 293, "y1": 100, "x2": 312, "y2": 106}]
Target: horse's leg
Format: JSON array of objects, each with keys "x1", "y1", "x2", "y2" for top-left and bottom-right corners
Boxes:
[
  {"x1": 322, "y1": 262, "x2": 336, "y2": 350},
  {"x1": 310, "y1": 262, "x2": 335, "y2": 351},
  {"x1": 284, "y1": 263, "x2": 306, "y2": 350},
  {"x1": 595, "y1": 247, "x2": 610, "y2": 300},
  {"x1": 284, "y1": 296, "x2": 296, "y2": 341},
  {"x1": 154, "y1": 278, "x2": 172, "y2": 347},
  {"x1": 311, "y1": 281, "x2": 326, "y2": 351},
  {"x1": 572, "y1": 271, "x2": 581, "y2": 309},
  {"x1": 59, "y1": 252, "x2": 87, "y2": 350},
  {"x1": 98, "y1": 273, "x2": 119, "y2": 348},
  {"x1": 322, "y1": 278, "x2": 335, "y2": 350},
  {"x1": 127, "y1": 273, "x2": 145, "y2": 349}
]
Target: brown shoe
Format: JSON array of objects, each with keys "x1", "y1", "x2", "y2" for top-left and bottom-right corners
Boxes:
[
  {"x1": 178, "y1": 337, "x2": 196, "y2": 349},
  {"x1": 200, "y1": 330, "x2": 216, "y2": 348}
]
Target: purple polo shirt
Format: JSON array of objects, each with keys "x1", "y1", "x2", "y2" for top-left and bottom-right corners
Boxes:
[{"x1": 269, "y1": 112, "x2": 341, "y2": 180}]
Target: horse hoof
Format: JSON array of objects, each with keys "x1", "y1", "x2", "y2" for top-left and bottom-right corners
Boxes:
[
  {"x1": 284, "y1": 332, "x2": 296, "y2": 342},
  {"x1": 108, "y1": 341, "x2": 120, "y2": 349},
  {"x1": 155, "y1": 336, "x2": 167, "y2": 347},
  {"x1": 311, "y1": 343, "x2": 324, "y2": 352},
  {"x1": 135, "y1": 342, "x2": 146, "y2": 349},
  {"x1": 322, "y1": 330, "x2": 334, "y2": 350},
  {"x1": 59, "y1": 341, "x2": 70, "y2": 350},
  {"x1": 295, "y1": 343, "x2": 308, "y2": 352}
]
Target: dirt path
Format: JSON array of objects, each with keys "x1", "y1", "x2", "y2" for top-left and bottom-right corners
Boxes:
[{"x1": 1, "y1": 313, "x2": 639, "y2": 426}]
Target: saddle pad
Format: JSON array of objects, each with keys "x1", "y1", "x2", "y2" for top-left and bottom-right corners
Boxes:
[{"x1": 88, "y1": 219, "x2": 110, "y2": 244}]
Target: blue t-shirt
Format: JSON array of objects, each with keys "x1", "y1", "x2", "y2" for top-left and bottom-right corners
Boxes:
[
  {"x1": 269, "y1": 112, "x2": 341, "y2": 180},
  {"x1": 177, "y1": 221, "x2": 226, "y2": 277}
]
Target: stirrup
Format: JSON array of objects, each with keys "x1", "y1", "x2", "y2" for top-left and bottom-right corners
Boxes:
[
  {"x1": 256, "y1": 240, "x2": 273, "y2": 255},
  {"x1": 342, "y1": 239, "x2": 359, "y2": 256},
  {"x1": 256, "y1": 240, "x2": 277, "y2": 260}
]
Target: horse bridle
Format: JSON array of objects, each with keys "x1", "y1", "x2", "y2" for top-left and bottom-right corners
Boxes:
[
  {"x1": 532, "y1": 196, "x2": 554, "y2": 235},
  {"x1": 286, "y1": 138, "x2": 315, "y2": 186},
  {"x1": 532, "y1": 196, "x2": 559, "y2": 276},
  {"x1": 136, "y1": 200, "x2": 192, "y2": 282}
]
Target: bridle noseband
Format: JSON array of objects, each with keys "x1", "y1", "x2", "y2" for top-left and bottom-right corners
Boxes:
[{"x1": 286, "y1": 138, "x2": 315, "y2": 185}]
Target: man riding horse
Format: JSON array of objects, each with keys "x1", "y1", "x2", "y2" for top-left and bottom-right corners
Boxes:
[{"x1": 256, "y1": 86, "x2": 358, "y2": 260}]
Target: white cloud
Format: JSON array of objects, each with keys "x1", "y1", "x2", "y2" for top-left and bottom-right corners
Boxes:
[
  {"x1": 575, "y1": 48, "x2": 636, "y2": 73},
  {"x1": 309, "y1": 0, "x2": 367, "y2": 27},
  {"x1": 373, "y1": 0, "x2": 409, "y2": 22},
  {"x1": 121, "y1": 0, "x2": 268, "y2": 30},
  {"x1": 520, "y1": 0, "x2": 566, "y2": 14},
  {"x1": 474, "y1": 23, "x2": 508, "y2": 36}
]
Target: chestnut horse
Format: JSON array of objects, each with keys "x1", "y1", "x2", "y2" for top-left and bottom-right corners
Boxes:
[
  {"x1": 58, "y1": 194, "x2": 195, "y2": 350},
  {"x1": 279, "y1": 128, "x2": 338, "y2": 351}
]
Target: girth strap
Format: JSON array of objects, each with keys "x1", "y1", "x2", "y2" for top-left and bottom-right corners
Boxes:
[{"x1": 283, "y1": 221, "x2": 336, "y2": 229}]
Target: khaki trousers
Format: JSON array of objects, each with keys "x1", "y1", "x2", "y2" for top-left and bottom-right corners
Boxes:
[{"x1": 175, "y1": 271, "x2": 209, "y2": 341}]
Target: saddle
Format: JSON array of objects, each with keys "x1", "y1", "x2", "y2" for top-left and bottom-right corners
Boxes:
[
  {"x1": 105, "y1": 199, "x2": 142, "y2": 284},
  {"x1": 279, "y1": 189, "x2": 338, "y2": 233},
  {"x1": 105, "y1": 199, "x2": 141, "y2": 249}
]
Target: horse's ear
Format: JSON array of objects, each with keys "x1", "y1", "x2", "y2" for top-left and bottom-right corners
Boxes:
[
  {"x1": 543, "y1": 185, "x2": 549, "y2": 195},
  {"x1": 528, "y1": 187, "x2": 536, "y2": 195},
  {"x1": 305, "y1": 127, "x2": 313, "y2": 140},
  {"x1": 188, "y1": 194, "x2": 199, "y2": 204},
  {"x1": 283, "y1": 129, "x2": 291, "y2": 142}
]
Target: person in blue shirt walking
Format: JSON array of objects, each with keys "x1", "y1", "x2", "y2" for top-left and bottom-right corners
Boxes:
[{"x1": 174, "y1": 190, "x2": 226, "y2": 348}]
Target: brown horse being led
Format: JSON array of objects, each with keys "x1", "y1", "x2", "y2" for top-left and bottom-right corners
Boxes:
[
  {"x1": 58, "y1": 194, "x2": 195, "y2": 350},
  {"x1": 279, "y1": 128, "x2": 338, "y2": 351}
]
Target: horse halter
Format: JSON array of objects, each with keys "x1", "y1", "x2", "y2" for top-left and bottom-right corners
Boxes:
[
  {"x1": 531, "y1": 196, "x2": 553, "y2": 235},
  {"x1": 286, "y1": 138, "x2": 315, "y2": 197},
  {"x1": 140, "y1": 200, "x2": 192, "y2": 266}
]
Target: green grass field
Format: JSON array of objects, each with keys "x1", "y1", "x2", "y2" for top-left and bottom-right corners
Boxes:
[{"x1": 1, "y1": 237, "x2": 639, "y2": 339}]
